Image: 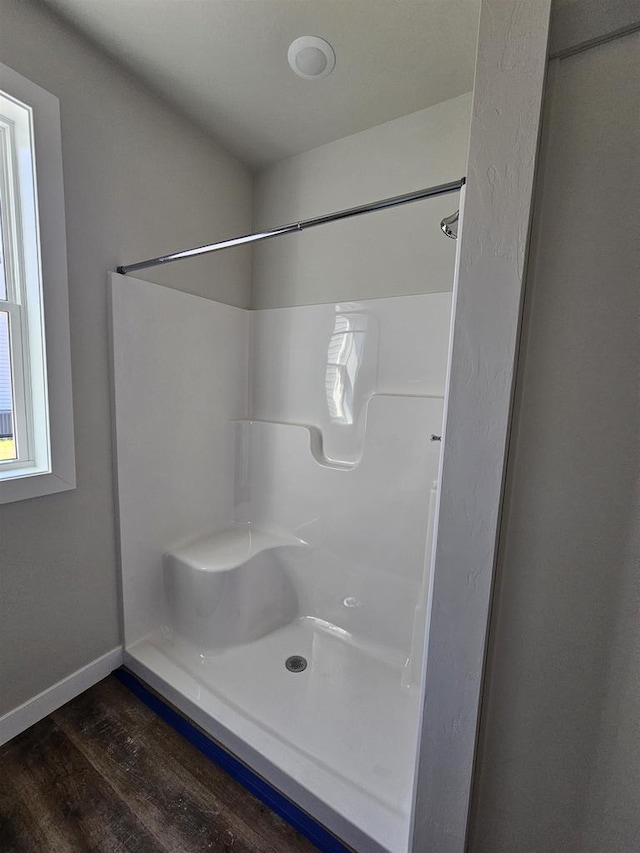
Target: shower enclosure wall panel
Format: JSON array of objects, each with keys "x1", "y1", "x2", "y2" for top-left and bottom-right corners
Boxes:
[
  {"x1": 110, "y1": 276, "x2": 250, "y2": 647},
  {"x1": 111, "y1": 275, "x2": 452, "y2": 853},
  {"x1": 236, "y1": 395, "x2": 443, "y2": 658},
  {"x1": 246, "y1": 294, "x2": 451, "y2": 658},
  {"x1": 249, "y1": 293, "x2": 451, "y2": 465}
]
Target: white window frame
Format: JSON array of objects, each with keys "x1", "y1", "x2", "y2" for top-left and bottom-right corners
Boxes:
[{"x1": 0, "y1": 63, "x2": 74, "y2": 503}]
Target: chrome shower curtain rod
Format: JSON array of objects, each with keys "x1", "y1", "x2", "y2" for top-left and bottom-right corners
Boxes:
[{"x1": 116, "y1": 177, "x2": 465, "y2": 275}]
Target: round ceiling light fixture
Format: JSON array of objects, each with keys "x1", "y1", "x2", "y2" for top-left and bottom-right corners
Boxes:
[{"x1": 288, "y1": 36, "x2": 335, "y2": 79}]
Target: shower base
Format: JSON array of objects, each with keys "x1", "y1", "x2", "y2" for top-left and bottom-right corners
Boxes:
[{"x1": 125, "y1": 617, "x2": 422, "y2": 853}]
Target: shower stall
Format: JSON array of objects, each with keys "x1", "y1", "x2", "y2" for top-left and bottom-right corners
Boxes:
[
  {"x1": 111, "y1": 120, "x2": 466, "y2": 852},
  {"x1": 105, "y1": 3, "x2": 554, "y2": 828}
]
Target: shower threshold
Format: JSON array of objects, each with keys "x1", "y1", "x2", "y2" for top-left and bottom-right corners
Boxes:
[{"x1": 125, "y1": 617, "x2": 422, "y2": 853}]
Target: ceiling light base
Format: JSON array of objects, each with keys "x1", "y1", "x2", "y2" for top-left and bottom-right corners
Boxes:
[{"x1": 288, "y1": 36, "x2": 336, "y2": 79}]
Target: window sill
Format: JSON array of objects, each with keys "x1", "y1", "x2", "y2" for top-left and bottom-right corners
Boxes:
[
  {"x1": 0, "y1": 468, "x2": 74, "y2": 504},
  {"x1": 0, "y1": 462, "x2": 49, "y2": 480}
]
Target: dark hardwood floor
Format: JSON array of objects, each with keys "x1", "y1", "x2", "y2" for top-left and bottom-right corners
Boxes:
[{"x1": 0, "y1": 676, "x2": 319, "y2": 853}]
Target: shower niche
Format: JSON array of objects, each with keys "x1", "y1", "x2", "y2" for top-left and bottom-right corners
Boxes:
[{"x1": 112, "y1": 275, "x2": 452, "y2": 853}]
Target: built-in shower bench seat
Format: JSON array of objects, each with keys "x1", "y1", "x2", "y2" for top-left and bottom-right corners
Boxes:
[
  {"x1": 163, "y1": 525, "x2": 303, "y2": 652},
  {"x1": 166, "y1": 524, "x2": 303, "y2": 573}
]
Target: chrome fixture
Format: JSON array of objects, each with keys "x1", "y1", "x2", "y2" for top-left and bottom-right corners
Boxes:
[
  {"x1": 117, "y1": 178, "x2": 466, "y2": 275},
  {"x1": 440, "y1": 210, "x2": 459, "y2": 239},
  {"x1": 285, "y1": 655, "x2": 308, "y2": 673}
]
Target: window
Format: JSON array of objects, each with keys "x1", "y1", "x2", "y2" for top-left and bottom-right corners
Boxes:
[
  {"x1": 0, "y1": 63, "x2": 74, "y2": 503},
  {"x1": 0, "y1": 88, "x2": 48, "y2": 475}
]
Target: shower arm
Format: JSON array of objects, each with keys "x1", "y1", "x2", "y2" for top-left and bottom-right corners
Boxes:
[{"x1": 116, "y1": 177, "x2": 465, "y2": 275}]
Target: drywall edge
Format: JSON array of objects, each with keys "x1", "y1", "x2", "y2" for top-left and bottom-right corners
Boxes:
[{"x1": 410, "y1": 1, "x2": 552, "y2": 851}]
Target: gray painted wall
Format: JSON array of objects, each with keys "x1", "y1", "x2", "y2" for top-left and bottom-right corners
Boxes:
[
  {"x1": 3, "y1": 9, "x2": 639, "y2": 852},
  {"x1": 0, "y1": 0, "x2": 252, "y2": 716},
  {"x1": 251, "y1": 94, "x2": 471, "y2": 308},
  {"x1": 470, "y1": 29, "x2": 640, "y2": 853}
]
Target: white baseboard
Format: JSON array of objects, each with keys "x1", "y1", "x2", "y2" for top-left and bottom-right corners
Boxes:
[{"x1": 0, "y1": 646, "x2": 124, "y2": 746}]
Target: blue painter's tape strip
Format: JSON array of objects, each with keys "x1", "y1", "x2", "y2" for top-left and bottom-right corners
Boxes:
[{"x1": 113, "y1": 667, "x2": 352, "y2": 853}]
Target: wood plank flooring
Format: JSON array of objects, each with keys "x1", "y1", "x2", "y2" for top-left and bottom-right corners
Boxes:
[{"x1": 0, "y1": 676, "x2": 319, "y2": 853}]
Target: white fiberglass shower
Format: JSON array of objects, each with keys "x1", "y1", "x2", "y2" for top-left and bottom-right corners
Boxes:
[
  {"x1": 111, "y1": 87, "x2": 470, "y2": 853},
  {"x1": 112, "y1": 280, "x2": 452, "y2": 853},
  {"x1": 107, "y1": 5, "x2": 554, "y2": 830}
]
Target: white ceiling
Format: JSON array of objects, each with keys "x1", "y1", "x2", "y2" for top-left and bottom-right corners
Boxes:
[{"x1": 44, "y1": 0, "x2": 480, "y2": 170}]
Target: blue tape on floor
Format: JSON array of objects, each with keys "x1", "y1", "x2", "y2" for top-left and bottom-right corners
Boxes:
[{"x1": 113, "y1": 667, "x2": 352, "y2": 853}]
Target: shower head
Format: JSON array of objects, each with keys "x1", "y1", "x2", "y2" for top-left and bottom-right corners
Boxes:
[{"x1": 440, "y1": 210, "x2": 459, "y2": 239}]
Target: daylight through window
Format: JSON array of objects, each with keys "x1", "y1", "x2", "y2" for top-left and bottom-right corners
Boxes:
[{"x1": 0, "y1": 87, "x2": 50, "y2": 479}]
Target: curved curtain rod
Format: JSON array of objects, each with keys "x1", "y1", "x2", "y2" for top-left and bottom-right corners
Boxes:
[{"x1": 116, "y1": 177, "x2": 465, "y2": 276}]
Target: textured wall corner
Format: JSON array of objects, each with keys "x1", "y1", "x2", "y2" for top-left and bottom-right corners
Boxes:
[{"x1": 411, "y1": 2, "x2": 552, "y2": 851}]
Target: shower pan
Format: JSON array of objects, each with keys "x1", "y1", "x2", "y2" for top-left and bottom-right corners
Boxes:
[{"x1": 111, "y1": 182, "x2": 460, "y2": 853}]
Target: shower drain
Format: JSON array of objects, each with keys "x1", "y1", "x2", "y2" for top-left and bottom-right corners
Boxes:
[{"x1": 285, "y1": 655, "x2": 308, "y2": 673}]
